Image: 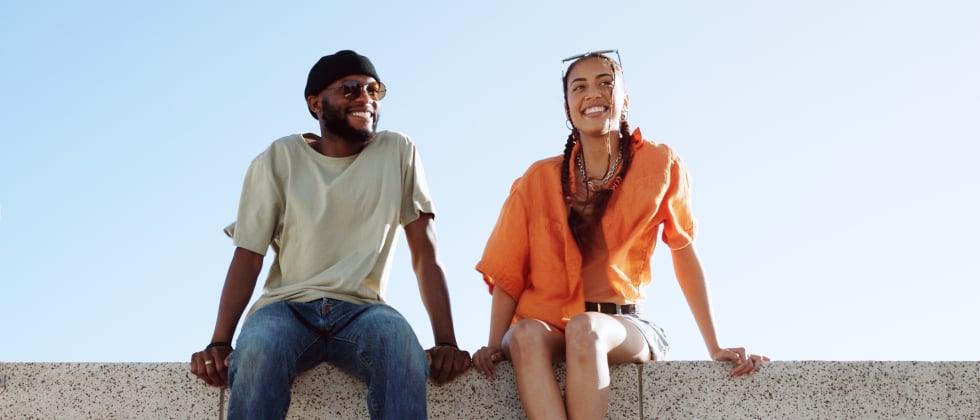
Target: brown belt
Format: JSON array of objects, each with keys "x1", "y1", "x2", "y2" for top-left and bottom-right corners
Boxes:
[{"x1": 585, "y1": 302, "x2": 636, "y2": 315}]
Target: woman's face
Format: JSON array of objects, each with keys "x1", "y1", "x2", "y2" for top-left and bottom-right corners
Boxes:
[{"x1": 565, "y1": 57, "x2": 628, "y2": 137}]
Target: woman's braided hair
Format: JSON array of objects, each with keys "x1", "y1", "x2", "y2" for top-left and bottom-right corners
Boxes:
[{"x1": 561, "y1": 53, "x2": 635, "y2": 250}]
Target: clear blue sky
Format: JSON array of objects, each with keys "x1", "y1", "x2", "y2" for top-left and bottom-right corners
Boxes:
[{"x1": 2, "y1": 1, "x2": 978, "y2": 363}]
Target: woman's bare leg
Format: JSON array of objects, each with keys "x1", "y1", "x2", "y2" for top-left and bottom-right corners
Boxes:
[
  {"x1": 563, "y1": 313, "x2": 651, "y2": 420},
  {"x1": 503, "y1": 319, "x2": 568, "y2": 420}
]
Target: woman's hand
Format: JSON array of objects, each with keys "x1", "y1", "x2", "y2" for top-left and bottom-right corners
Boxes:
[
  {"x1": 712, "y1": 346, "x2": 769, "y2": 377},
  {"x1": 472, "y1": 345, "x2": 505, "y2": 379}
]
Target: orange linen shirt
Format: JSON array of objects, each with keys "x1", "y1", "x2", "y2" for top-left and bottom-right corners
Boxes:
[{"x1": 476, "y1": 128, "x2": 697, "y2": 330}]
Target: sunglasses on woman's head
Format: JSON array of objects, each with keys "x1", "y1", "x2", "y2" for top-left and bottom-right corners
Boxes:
[{"x1": 561, "y1": 49, "x2": 622, "y2": 78}]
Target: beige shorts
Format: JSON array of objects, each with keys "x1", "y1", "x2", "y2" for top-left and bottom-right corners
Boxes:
[{"x1": 617, "y1": 314, "x2": 670, "y2": 361}]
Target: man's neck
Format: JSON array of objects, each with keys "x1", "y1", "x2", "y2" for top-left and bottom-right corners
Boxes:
[{"x1": 307, "y1": 132, "x2": 371, "y2": 157}]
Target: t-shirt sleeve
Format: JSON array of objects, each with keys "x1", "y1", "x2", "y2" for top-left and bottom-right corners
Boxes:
[
  {"x1": 475, "y1": 179, "x2": 530, "y2": 300},
  {"x1": 659, "y1": 152, "x2": 697, "y2": 250},
  {"x1": 231, "y1": 153, "x2": 282, "y2": 256},
  {"x1": 400, "y1": 140, "x2": 435, "y2": 226}
]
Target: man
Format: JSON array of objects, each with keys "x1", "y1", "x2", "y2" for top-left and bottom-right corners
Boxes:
[{"x1": 190, "y1": 50, "x2": 470, "y2": 420}]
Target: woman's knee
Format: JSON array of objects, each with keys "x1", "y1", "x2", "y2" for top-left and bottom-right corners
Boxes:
[
  {"x1": 564, "y1": 314, "x2": 603, "y2": 354},
  {"x1": 506, "y1": 319, "x2": 560, "y2": 359}
]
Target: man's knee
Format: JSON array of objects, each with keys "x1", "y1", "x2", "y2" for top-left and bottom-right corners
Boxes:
[
  {"x1": 359, "y1": 305, "x2": 415, "y2": 340},
  {"x1": 354, "y1": 305, "x2": 424, "y2": 362},
  {"x1": 232, "y1": 302, "x2": 309, "y2": 372}
]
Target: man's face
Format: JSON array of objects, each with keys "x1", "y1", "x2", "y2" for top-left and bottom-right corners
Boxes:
[{"x1": 314, "y1": 74, "x2": 382, "y2": 142}]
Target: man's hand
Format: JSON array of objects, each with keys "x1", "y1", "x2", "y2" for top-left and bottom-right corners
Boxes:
[
  {"x1": 425, "y1": 345, "x2": 470, "y2": 385},
  {"x1": 190, "y1": 345, "x2": 234, "y2": 387}
]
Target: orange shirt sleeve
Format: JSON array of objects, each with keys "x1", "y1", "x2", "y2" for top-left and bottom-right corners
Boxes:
[
  {"x1": 476, "y1": 177, "x2": 530, "y2": 301},
  {"x1": 658, "y1": 151, "x2": 697, "y2": 249}
]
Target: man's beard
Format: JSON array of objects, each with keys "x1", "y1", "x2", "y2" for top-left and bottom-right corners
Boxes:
[{"x1": 320, "y1": 98, "x2": 379, "y2": 144}]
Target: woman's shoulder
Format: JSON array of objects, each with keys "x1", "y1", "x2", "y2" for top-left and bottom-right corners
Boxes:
[
  {"x1": 524, "y1": 154, "x2": 563, "y2": 176},
  {"x1": 518, "y1": 155, "x2": 563, "y2": 184},
  {"x1": 502, "y1": 154, "x2": 562, "y2": 195},
  {"x1": 633, "y1": 134, "x2": 681, "y2": 165}
]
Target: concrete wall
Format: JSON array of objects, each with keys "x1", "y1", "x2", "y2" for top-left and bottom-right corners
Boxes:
[{"x1": 1, "y1": 361, "x2": 977, "y2": 419}]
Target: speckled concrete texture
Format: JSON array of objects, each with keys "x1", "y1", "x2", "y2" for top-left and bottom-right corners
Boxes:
[
  {"x1": 278, "y1": 361, "x2": 639, "y2": 419},
  {"x1": 606, "y1": 363, "x2": 643, "y2": 420},
  {"x1": 283, "y1": 364, "x2": 370, "y2": 419},
  {"x1": 642, "y1": 361, "x2": 980, "y2": 419},
  {"x1": 426, "y1": 364, "x2": 524, "y2": 420},
  {"x1": 2, "y1": 361, "x2": 977, "y2": 418},
  {"x1": 0, "y1": 362, "x2": 219, "y2": 419}
]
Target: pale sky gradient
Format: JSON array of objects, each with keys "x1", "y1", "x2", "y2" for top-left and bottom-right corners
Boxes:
[{"x1": 2, "y1": 1, "x2": 978, "y2": 363}]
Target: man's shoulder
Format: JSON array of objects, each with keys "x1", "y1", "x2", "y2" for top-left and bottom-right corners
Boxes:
[
  {"x1": 268, "y1": 133, "x2": 306, "y2": 151},
  {"x1": 371, "y1": 130, "x2": 414, "y2": 148},
  {"x1": 252, "y1": 134, "x2": 305, "y2": 159},
  {"x1": 363, "y1": 131, "x2": 419, "y2": 163}
]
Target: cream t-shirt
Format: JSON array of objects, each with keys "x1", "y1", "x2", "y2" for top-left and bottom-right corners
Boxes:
[{"x1": 226, "y1": 130, "x2": 434, "y2": 318}]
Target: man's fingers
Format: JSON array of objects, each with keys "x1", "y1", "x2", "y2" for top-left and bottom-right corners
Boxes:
[
  {"x1": 189, "y1": 348, "x2": 232, "y2": 387},
  {"x1": 208, "y1": 348, "x2": 232, "y2": 386},
  {"x1": 429, "y1": 348, "x2": 453, "y2": 384},
  {"x1": 454, "y1": 351, "x2": 471, "y2": 373},
  {"x1": 191, "y1": 352, "x2": 213, "y2": 385},
  {"x1": 204, "y1": 356, "x2": 222, "y2": 385},
  {"x1": 190, "y1": 348, "x2": 232, "y2": 388},
  {"x1": 429, "y1": 348, "x2": 470, "y2": 384}
]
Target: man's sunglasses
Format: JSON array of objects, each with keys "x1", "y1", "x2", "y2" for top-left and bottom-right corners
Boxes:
[{"x1": 333, "y1": 80, "x2": 387, "y2": 101}]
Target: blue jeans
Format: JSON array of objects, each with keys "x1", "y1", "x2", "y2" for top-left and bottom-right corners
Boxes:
[{"x1": 227, "y1": 298, "x2": 429, "y2": 420}]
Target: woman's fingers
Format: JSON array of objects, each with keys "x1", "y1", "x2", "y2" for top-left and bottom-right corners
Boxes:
[
  {"x1": 472, "y1": 347, "x2": 501, "y2": 378},
  {"x1": 730, "y1": 352, "x2": 768, "y2": 376}
]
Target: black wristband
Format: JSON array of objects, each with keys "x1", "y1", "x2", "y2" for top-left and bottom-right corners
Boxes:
[
  {"x1": 206, "y1": 341, "x2": 232, "y2": 349},
  {"x1": 436, "y1": 342, "x2": 459, "y2": 349}
]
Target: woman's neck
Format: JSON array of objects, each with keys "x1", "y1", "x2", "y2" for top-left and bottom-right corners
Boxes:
[{"x1": 578, "y1": 130, "x2": 621, "y2": 179}]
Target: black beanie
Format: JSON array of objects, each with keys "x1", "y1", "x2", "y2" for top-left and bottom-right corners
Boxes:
[{"x1": 304, "y1": 50, "x2": 382, "y2": 119}]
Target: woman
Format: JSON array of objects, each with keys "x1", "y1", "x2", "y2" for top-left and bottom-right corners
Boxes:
[{"x1": 472, "y1": 50, "x2": 767, "y2": 419}]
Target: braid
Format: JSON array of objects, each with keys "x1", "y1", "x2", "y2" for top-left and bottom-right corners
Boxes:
[
  {"x1": 562, "y1": 130, "x2": 589, "y2": 249},
  {"x1": 615, "y1": 120, "x2": 634, "y2": 188},
  {"x1": 561, "y1": 131, "x2": 577, "y2": 205}
]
